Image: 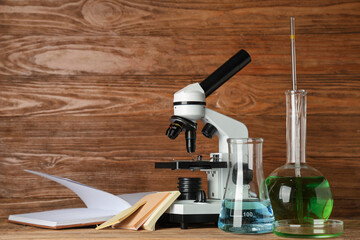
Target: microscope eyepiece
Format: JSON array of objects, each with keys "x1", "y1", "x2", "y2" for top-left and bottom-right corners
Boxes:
[{"x1": 200, "y1": 49, "x2": 251, "y2": 97}]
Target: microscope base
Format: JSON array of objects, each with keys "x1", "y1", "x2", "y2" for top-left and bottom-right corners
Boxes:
[
  {"x1": 164, "y1": 199, "x2": 222, "y2": 229},
  {"x1": 164, "y1": 213, "x2": 219, "y2": 229}
]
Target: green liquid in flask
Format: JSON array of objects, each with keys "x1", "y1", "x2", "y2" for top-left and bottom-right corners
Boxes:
[{"x1": 266, "y1": 176, "x2": 333, "y2": 221}]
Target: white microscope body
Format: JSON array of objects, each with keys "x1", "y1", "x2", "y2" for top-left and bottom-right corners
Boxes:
[
  {"x1": 157, "y1": 49, "x2": 251, "y2": 228},
  {"x1": 173, "y1": 82, "x2": 248, "y2": 199}
]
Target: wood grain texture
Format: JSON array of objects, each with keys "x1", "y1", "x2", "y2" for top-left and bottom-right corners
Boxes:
[
  {"x1": 0, "y1": 0, "x2": 359, "y2": 221},
  {"x1": 0, "y1": 0, "x2": 359, "y2": 36},
  {"x1": 0, "y1": 115, "x2": 358, "y2": 158},
  {"x1": 0, "y1": 219, "x2": 359, "y2": 240},
  {"x1": 0, "y1": 35, "x2": 359, "y2": 75},
  {"x1": 0, "y1": 75, "x2": 358, "y2": 117}
]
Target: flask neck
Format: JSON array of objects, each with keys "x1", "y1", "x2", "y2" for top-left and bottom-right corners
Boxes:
[{"x1": 286, "y1": 90, "x2": 307, "y2": 164}]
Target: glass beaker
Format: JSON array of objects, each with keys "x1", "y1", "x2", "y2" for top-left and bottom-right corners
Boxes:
[
  {"x1": 266, "y1": 90, "x2": 333, "y2": 222},
  {"x1": 218, "y1": 138, "x2": 274, "y2": 234}
]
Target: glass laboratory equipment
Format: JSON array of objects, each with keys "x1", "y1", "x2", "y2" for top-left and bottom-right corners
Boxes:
[
  {"x1": 266, "y1": 90, "x2": 333, "y2": 222},
  {"x1": 266, "y1": 17, "x2": 342, "y2": 238},
  {"x1": 218, "y1": 138, "x2": 274, "y2": 234}
]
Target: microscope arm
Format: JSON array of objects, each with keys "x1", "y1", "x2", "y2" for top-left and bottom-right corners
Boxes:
[
  {"x1": 202, "y1": 108, "x2": 248, "y2": 153},
  {"x1": 201, "y1": 108, "x2": 248, "y2": 199}
]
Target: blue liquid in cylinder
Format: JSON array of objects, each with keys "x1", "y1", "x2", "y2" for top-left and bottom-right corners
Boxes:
[{"x1": 218, "y1": 199, "x2": 274, "y2": 234}]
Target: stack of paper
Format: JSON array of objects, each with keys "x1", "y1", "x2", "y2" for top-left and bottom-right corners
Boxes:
[
  {"x1": 96, "y1": 191, "x2": 180, "y2": 231},
  {"x1": 8, "y1": 170, "x2": 179, "y2": 230}
]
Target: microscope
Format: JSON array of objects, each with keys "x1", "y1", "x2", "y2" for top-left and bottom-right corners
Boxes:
[{"x1": 156, "y1": 49, "x2": 251, "y2": 229}]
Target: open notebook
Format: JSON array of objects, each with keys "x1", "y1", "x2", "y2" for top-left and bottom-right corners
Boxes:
[{"x1": 8, "y1": 170, "x2": 154, "y2": 229}]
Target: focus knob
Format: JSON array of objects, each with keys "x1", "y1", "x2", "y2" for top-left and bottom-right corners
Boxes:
[{"x1": 202, "y1": 123, "x2": 217, "y2": 138}]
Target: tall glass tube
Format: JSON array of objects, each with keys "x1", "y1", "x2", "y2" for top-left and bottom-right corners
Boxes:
[{"x1": 286, "y1": 90, "x2": 306, "y2": 176}]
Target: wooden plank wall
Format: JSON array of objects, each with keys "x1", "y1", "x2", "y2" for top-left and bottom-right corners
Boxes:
[{"x1": 0, "y1": 0, "x2": 359, "y2": 219}]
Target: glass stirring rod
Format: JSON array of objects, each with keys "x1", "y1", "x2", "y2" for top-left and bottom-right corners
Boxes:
[
  {"x1": 290, "y1": 18, "x2": 303, "y2": 221},
  {"x1": 291, "y1": 17, "x2": 297, "y2": 91},
  {"x1": 290, "y1": 17, "x2": 301, "y2": 177}
]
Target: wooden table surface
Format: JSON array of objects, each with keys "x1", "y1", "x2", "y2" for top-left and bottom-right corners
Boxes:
[{"x1": 0, "y1": 219, "x2": 358, "y2": 240}]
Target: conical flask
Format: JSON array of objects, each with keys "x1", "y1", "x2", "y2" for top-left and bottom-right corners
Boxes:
[
  {"x1": 266, "y1": 90, "x2": 333, "y2": 221},
  {"x1": 218, "y1": 138, "x2": 274, "y2": 234}
]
